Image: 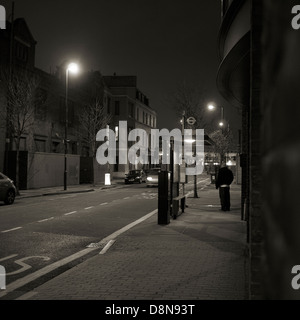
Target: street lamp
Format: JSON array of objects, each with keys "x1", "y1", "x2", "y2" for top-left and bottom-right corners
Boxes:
[
  {"x1": 64, "y1": 62, "x2": 79, "y2": 190},
  {"x1": 208, "y1": 103, "x2": 224, "y2": 129}
]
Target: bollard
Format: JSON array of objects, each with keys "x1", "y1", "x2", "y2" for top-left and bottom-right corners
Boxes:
[
  {"x1": 0, "y1": 265, "x2": 6, "y2": 290},
  {"x1": 0, "y1": 6, "x2": 5, "y2": 29},
  {"x1": 158, "y1": 171, "x2": 170, "y2": 225},
  {"x1": 105, "y1": 173, "x2": 111, "y2": 185}
]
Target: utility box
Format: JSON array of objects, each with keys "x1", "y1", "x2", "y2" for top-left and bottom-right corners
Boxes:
[{"x1": 158, "y1": 171, "x2": 171, "y2": 225}]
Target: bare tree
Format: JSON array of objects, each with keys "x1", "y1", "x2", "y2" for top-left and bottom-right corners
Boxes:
[
  {"x1": 167, "y1": 81, "x2": 209, "y2": 198},
  {"x1": 78, "y1": 95, "x2": 112, "y2": 186},
  {"x1": 169, "y1": 80, "x2": 208, "y2": 130},
  {"x1": 209, "y1": 127, "x2": 233, "y2": 164},
  {"x1": 79, "y1": 97, "x2": 111, "y2": 157},
  {"x1": 0, "y1": 69, "x2": 39, "y2": 193}
]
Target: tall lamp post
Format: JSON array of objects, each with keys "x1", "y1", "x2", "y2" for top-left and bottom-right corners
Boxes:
[
  {"x1": 64, "y1": 62, "x2": 79, "y2": 190},
  {"x1": 208, "y1": 104, "x2": 225, "y2": 129}
]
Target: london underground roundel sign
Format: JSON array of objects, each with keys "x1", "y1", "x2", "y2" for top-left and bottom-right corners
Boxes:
[{"x1": 186, "y1": 117, "x2": 196, "y2": 126}]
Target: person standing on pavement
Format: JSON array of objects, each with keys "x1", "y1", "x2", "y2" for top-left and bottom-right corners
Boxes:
[{"x1": 215, "y1": 162, "x2": 234, "y2": 211}]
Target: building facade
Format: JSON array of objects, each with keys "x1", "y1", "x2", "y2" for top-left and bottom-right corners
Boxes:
[
  {"x1": 217, "y1": 0, "x2": 300, "y2": 299},
  {"x1": 103, "y1": 75, "x2": 157, "y2": 178},
  {"x1": 0, "y1": 18, "x2": 157, "y2": 188}
]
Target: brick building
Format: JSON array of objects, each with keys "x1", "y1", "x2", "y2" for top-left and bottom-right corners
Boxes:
[
  {"x1": 103, "y1": 75, "x2": 157, "y2": 177},
  {"x1": 0, "y1": 18, "x2": 157, "y2": 188}
]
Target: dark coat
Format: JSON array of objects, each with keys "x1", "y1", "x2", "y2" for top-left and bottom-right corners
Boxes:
[{"x1": 215, "y1": 166, "x2": 234, "y2": 189}]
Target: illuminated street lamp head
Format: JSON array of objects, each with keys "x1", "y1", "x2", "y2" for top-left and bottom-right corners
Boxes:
[
  {"x1": 67, "y1": 62, "x2": 79, "y2": 74},
  {"x1": 219, "y1": 121, "x2": 224, "y2": 127},
  {"x1": 208, "y1": 104, "x2": 215, "y2": 111}
]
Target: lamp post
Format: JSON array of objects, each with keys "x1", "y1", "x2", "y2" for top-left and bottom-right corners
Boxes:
[
  {"x1": 208, "y1": 104, "x2": 225, "y2": 129},
  {"x1": 64, "y1": 62, "x2": 79, "y2": 190}
]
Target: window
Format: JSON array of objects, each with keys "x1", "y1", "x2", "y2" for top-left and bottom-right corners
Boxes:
[
  {"x1": 136, "y1": 108, "x2": 139, "y2": 121},
  {"x1": 129, "y1": 102, "x2": 134, "y2": 118},
  {"x1": 35, "y1": 88, "x2": 48, "y2": 121},
  {"x1": 70, "y1": 142, "x2": 77, "y2": 155},
  {"x1": 52, "y1": 141, "x2": 60, "y2": 153},
  {"x1": 115, "y1": 101, "x2": 120, "y2": 115},
  {"x1": 34, "y1": 139, "x2": 46, "y2": 152},
  {"x1": 16, "y1": 42, "x2": 28, "y2": 62}
]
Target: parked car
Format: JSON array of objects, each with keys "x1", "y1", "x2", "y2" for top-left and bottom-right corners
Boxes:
[
  {"x1": 124, "y1": 169, "x2": 147, "y2": 184},
  {"x1": 146, "y1": 168, "x2": 161, "y2": 187},
  {"x1": 0, "y1": 172, "x2": 17, "y2": 205}
]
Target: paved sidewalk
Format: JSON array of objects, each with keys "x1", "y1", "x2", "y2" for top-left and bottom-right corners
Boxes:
[
  {"x1": 16, "y1": 179, "x2": 124, "y2": 199},
  {"x1": 17, "y1": 181, "x2": 249, "y2": 300}
]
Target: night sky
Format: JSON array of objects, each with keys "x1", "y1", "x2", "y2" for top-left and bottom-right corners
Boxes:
[{"x1": 2, "y1": 0, "x2": 241, "y2": 134}]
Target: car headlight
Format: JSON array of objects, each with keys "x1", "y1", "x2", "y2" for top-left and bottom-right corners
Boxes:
[{"x1": 147, "y1": 177, "x2": 153, "y2": 181}]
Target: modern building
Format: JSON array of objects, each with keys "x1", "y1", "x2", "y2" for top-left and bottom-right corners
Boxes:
[{"x1": 216, "y1": 0, "x2": 300, "y2": 299}]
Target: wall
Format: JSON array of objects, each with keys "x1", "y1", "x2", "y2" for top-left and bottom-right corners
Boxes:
[
  {"x1": 260, "y1": 0, "x2": 300, "y2": 299},
  {"x1": 27, "y1": 152, "x2": 79, "y2": 189},
  {"x1": 93, "y1": 159, "x2": 114, "y2": 184},
  {"x1": 249, "y1": 0, "x2": 263, "y2": 299}
]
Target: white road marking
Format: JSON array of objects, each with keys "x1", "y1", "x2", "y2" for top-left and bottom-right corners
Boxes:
[
  {"x1": 0, "y1": 248, "x2": 95, "y2": 298},
  {"x1": 94, "y1": 209, "x2": 158, "y2": 243},
  {"x1": 64, "y1": 211, "x2": 77, "y2": 216},
  {"x1": 38, "y1": 217, "x2": 54, "y2": 223},
  {"x1": 9, "y1": 208, "x2": 158, "y2": 299},
  {"x1": 1, "y1": 227, "x2": 22, "y2": 233},
  {"x1": 0, "y1": 254, "x2": 18, "y2": 262},
  {"x1": 84, "y1": 206, "x2": 94, "y2": 210},
  {"x1": 59, "y1": 195, "x2": 76, "y2": 199},
  {"x1": 100, "y1": 202, "x2": 108, "y2": 206},
  {"x1": 6, "y1": 256, "x2": 50, "y2": 276},
  {"x1": 99, "y1": 240, "x2": 116, "y2": 255}
]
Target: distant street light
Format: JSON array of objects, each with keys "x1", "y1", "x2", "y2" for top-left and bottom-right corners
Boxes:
[
  {"x1": 208, "y1": 103, "x2": 225, "y2": 130},
  {"x1": 64, "y1": 62, "x2": 79, "y2": 190}
]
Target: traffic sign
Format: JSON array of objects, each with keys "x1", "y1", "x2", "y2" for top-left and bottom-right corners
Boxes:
[{"x1": 186, "y1": 117, "x2": 196, "y2": 125}]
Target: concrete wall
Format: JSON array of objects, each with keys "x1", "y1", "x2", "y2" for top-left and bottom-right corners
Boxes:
[
  {"x1": 27, "y1": 152, "x2": 79, "y2": 189},
  {"x1": 260, "y1": 0, "x2": 300, "y2": 299},
  {"x1": 249, "y1": 0, "x2": 264, "y2": 299},
  {"x1": 93, "y1": 159, "x2": 114, "y2": 184}
]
